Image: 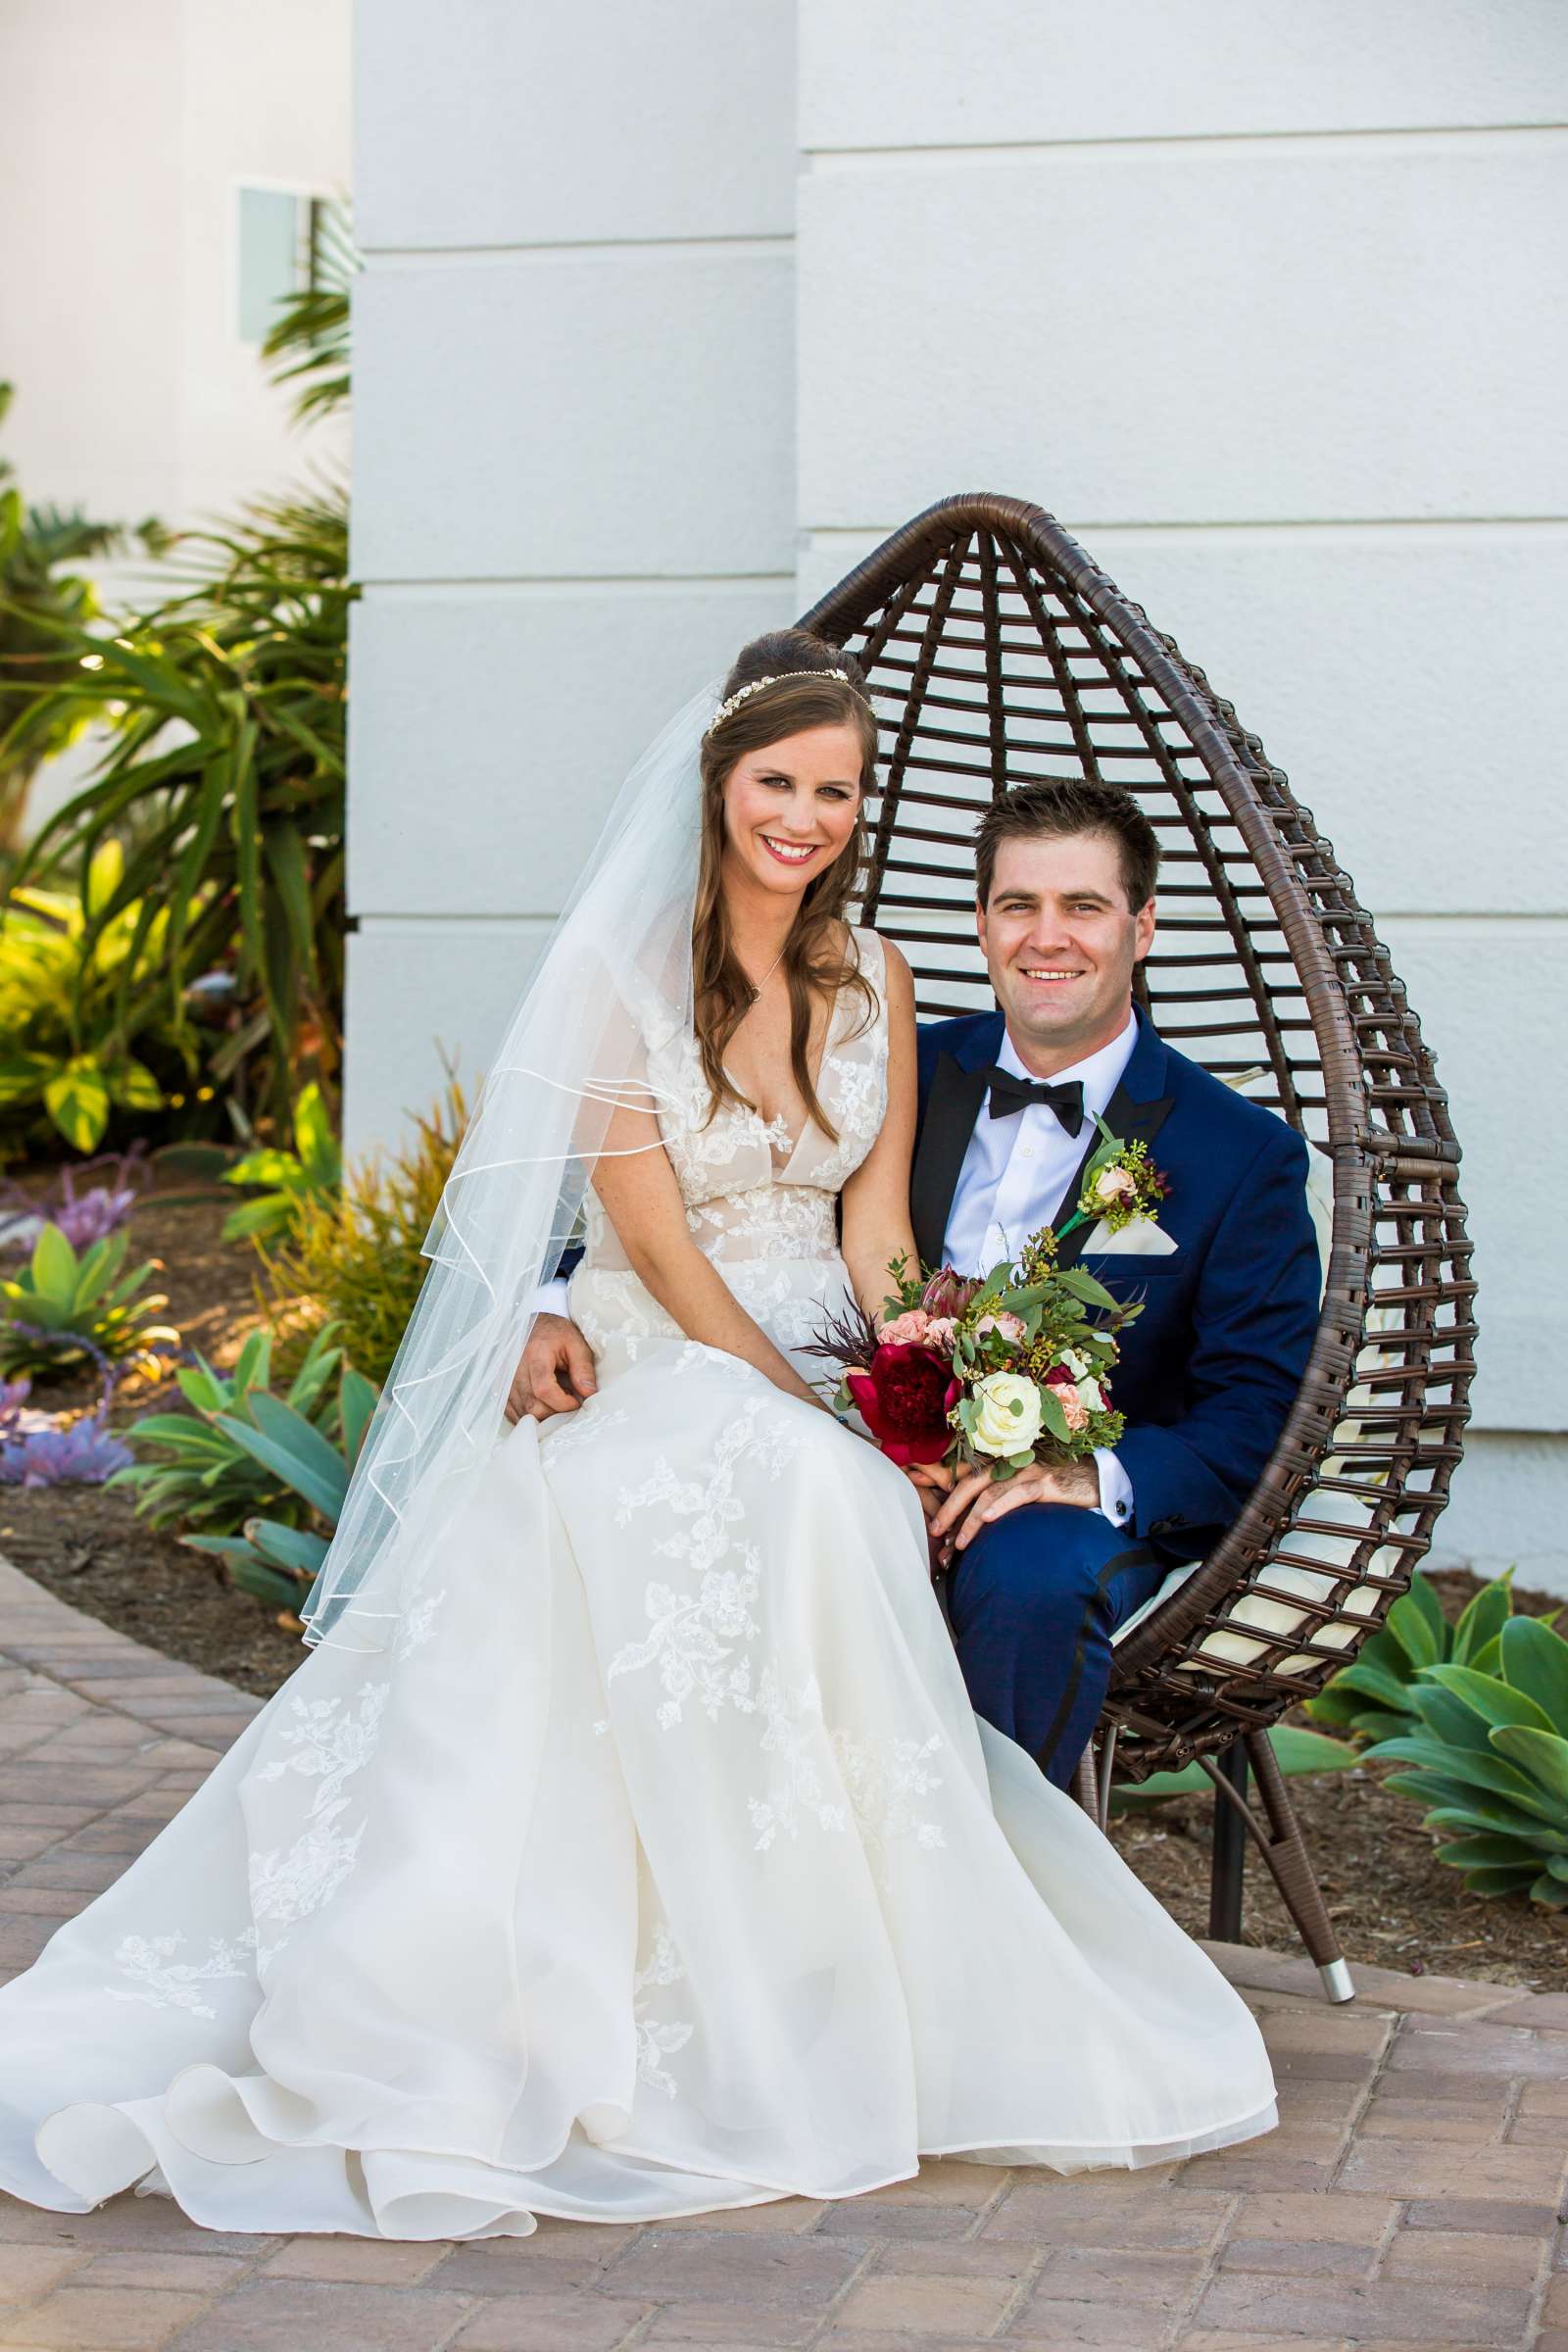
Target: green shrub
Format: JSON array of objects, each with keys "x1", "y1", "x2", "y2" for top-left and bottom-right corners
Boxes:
[{"x1": 0, "y1": 1221, "x2": 176, "y2": 1378}]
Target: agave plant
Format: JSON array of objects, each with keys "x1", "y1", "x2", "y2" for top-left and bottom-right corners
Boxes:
[
  {"x1": 178, "y1": 1362, "x2": 377, "y2": 1615},
  {"x1": 1355, "y1": 1614, "x2": 1568, "y2": 1910},
  {"x1": 1306, "y1": 1568, "x2": 1516, "y2": 1745},
  {"x1": 220, "y1": 1081, "x2": 340, "y2": 1243},
  {"x1": 0, "y1": 1222, "x2": 176, "y2": 1379},
  {"x1": 109, "y1": 1321, "x2": 352, "y2": 1537}
]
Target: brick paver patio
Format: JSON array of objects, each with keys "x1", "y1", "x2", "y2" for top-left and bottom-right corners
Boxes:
[{"x1": 0, "y1": 1553, "x2": 1564, "y2": 2351}]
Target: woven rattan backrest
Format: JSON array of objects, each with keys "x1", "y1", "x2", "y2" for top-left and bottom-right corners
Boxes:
[{"x1": 798, "y1": 494, "x2": 1475, "y2": 1776}]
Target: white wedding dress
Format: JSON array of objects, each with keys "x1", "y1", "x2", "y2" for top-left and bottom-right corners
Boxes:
[{"x1": 0, "y1": 925, "x2": 1277, "y2": 2239}]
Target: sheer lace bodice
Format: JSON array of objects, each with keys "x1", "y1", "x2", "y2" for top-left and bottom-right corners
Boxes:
[{"x1": 578, "y1": 925, "x2": 888, "y2": 1277}]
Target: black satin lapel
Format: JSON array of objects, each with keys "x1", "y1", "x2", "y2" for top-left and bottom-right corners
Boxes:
[
  {"x1": 1053, "y1": 1081, "x2": 1176, "y2": 1271},
  {"x1": 910, "y1": 1054, "x2": 993, "y2": 1270}
]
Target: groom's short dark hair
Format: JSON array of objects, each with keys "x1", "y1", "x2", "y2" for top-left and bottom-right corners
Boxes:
[{"x1": 973, "y1": 779, "x2": 1160, "y2": 912}]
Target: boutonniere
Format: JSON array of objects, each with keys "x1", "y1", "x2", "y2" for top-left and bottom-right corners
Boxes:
[{"x1": 1057, "y1": 1118, "x2": 1174, "y2": 1255}]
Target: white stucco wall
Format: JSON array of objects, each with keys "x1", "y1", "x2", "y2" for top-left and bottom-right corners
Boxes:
[{"x1": 349, "y1": 2, "x2": 1568, "y2": 1589}]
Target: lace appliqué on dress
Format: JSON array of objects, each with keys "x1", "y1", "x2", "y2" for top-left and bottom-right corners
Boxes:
[
  {"x1": 631, "y1": 1919, "x2": 694, "y2": 2098},
  {"x1": 248, "y1": 1681, "x2": 390, "y2": 1943},
  {"x1": 104, "y1": 1929, "x2": 259, "y2": 2022},
  {"x1": 607, "y1": 1394, "x2": 799, "y2": 1730}
]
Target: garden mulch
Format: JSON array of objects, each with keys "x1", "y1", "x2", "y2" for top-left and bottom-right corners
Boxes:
[{"x1": 2, "y1": 1171, "x2": 1565, "y2": 1997}]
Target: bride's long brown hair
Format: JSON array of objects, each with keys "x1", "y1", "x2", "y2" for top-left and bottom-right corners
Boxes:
[{"x1": 695, "y1": 630, "x2": 879, "y2": 1144}]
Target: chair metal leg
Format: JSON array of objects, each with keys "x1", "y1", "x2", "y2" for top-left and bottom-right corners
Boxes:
[
  {"x1": 1207, "y1": 1737, "x2": 1250, "y2": 1943},
  {"x1": 1242, "y1": 1728, "x2": 1355, "y2": 2003}
]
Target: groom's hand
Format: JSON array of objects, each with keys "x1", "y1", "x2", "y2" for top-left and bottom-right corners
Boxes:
[
  {"x1": 507, "y1": 1313, "x2": 599, "y2": 1424},
  {"x1": 928, "y1": 1457, "x2": 1100, "y2": 1564}
]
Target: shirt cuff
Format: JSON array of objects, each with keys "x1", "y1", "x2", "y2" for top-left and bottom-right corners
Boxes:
[
  {"x1": 531, "y1": 1277, "x2": 571, "y2": 1319},
  {"x1": 1093, "y1": 1446, "x2": 1135, "y2": 1532}
]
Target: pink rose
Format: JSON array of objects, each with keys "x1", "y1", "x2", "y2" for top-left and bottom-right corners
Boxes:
[
  {"x1": 1045, "y1": 1367, "x2": 1091, "y2": 1432},
  {"x1": 974, "y1": 1311, "x2": 1026, "y2": 1345},
  {"x1": 1095, "y1": 1165, "x2": 1139, "y2": 1205},
  {"x1": 880, "y1": 1307, "x2": 931, "y2": 1348},
  {"x1": 923, "y1": 1316, "x2": 958, "y2": 1351}
]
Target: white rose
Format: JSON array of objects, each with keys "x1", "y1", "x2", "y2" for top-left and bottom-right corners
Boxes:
[
  {"x1": 969, "y1": 1371, "x2": 1045, "y2": 1457},
  {"x1": 1075, "y1": 1375, "x2": 1105, "y2": 1413}
]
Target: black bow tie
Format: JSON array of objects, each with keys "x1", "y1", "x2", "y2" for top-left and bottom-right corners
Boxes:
[{"x1": 983, "y1": 1067, "x2": 1086, "y2": 1136}]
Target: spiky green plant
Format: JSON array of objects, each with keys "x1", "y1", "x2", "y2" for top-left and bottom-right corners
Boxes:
[
  {"x1": 178, "y1": 1363, "x2": 376, "y2": 1616},
  {"x1": 0, "y1": 377, "x2": 169, "y2": 853},
  {"x1": 0, "y1": 204, "x2": 360, "y2": 1131}
]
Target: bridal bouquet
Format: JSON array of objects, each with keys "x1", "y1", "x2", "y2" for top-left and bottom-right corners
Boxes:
[{"x1": 808, "y1": 1226, "x2": 1144, "y2": 1480}]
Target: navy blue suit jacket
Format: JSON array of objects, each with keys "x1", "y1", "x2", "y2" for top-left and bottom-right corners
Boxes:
[{"x1": 912, "y1": 1001, "x2": 1321, "y2": 1562}]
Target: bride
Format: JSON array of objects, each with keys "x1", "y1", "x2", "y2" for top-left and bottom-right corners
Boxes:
[{"x1": 0, "y1": 634, "x2": 1278, "y2": 2239}]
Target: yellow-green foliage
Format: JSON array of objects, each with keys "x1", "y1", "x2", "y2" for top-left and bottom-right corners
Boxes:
[
  {"x1": 0, "y1": 841, "x2": 199, "y2": 1152},
  {"x1": 256, "y1": 1072, "x2": 469, "y2": 1388}
]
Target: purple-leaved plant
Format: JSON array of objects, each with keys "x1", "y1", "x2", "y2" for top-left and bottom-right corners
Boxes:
[
  {"x1": 0, "y1": 1147, "x2": 150, "y2": 1253},
  {"x1": 0, "y1": 1414, "x2": 132, "y2": 1487}
]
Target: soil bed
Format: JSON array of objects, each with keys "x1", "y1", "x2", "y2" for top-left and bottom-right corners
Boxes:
[{"x1": 3, "y1": 1174, "x2": 1564, "y2": 1991}]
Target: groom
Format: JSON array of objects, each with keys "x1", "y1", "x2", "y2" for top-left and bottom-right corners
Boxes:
[
  {"x1": 901, "y1": 779, "x2": 1320, "y2": 1788},
  {"x1": 513, "y1": 777, "x2": 1320, "y2": 1792}
]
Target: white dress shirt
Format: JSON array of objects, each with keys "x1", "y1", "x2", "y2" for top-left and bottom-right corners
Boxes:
[{"x1": 941, "y1": 1012, "x2": 1140, "y2": 1534}]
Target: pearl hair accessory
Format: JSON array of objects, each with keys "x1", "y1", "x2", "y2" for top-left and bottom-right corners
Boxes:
[{"x1": 708, "y1": 668, "x2": 867, "y2": 732}]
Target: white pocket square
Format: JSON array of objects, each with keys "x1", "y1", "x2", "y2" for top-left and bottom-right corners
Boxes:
[{"x1": 1084, "y1": 1217, "x2": 1179, "y2": 1257}]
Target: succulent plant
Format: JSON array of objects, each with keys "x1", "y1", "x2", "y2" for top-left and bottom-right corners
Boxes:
[
  {"x1": 1356, "y1": 1613, "x2": 1568, "y2": 1910},
  {"x1": 0, "y1": 1412, "x2": 132, "y2": 1486},
  {"x1": 178, "y1": 1367, "x2": 377, "y2": 1614},
  {"x1": 0, "y1": 1222, "x2": 176, "y2": 1379}
]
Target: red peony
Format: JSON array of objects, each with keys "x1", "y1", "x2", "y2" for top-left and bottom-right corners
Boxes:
[{"x1": 846, "y1": 1343, "x2": 961, "y2": 1467}]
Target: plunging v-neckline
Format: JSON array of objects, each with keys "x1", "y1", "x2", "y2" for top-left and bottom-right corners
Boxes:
[{"x1": 722, "y1": 989, "x2": 844, "y2": 1178}]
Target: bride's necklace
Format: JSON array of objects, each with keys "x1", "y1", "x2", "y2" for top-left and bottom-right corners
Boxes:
[{"x1": 741, "y1": 945, "x2": 788, "y2": 1006}]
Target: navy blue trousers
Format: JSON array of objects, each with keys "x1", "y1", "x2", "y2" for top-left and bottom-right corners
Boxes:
[{"x1": 944, "y1": 1504, "x2": 1166, "y2": 1790}]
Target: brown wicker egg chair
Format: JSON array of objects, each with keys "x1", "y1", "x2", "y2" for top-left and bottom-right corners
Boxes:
[{"x1": 797, "y1": 492, "x2": 1475, "y2": 2002}]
